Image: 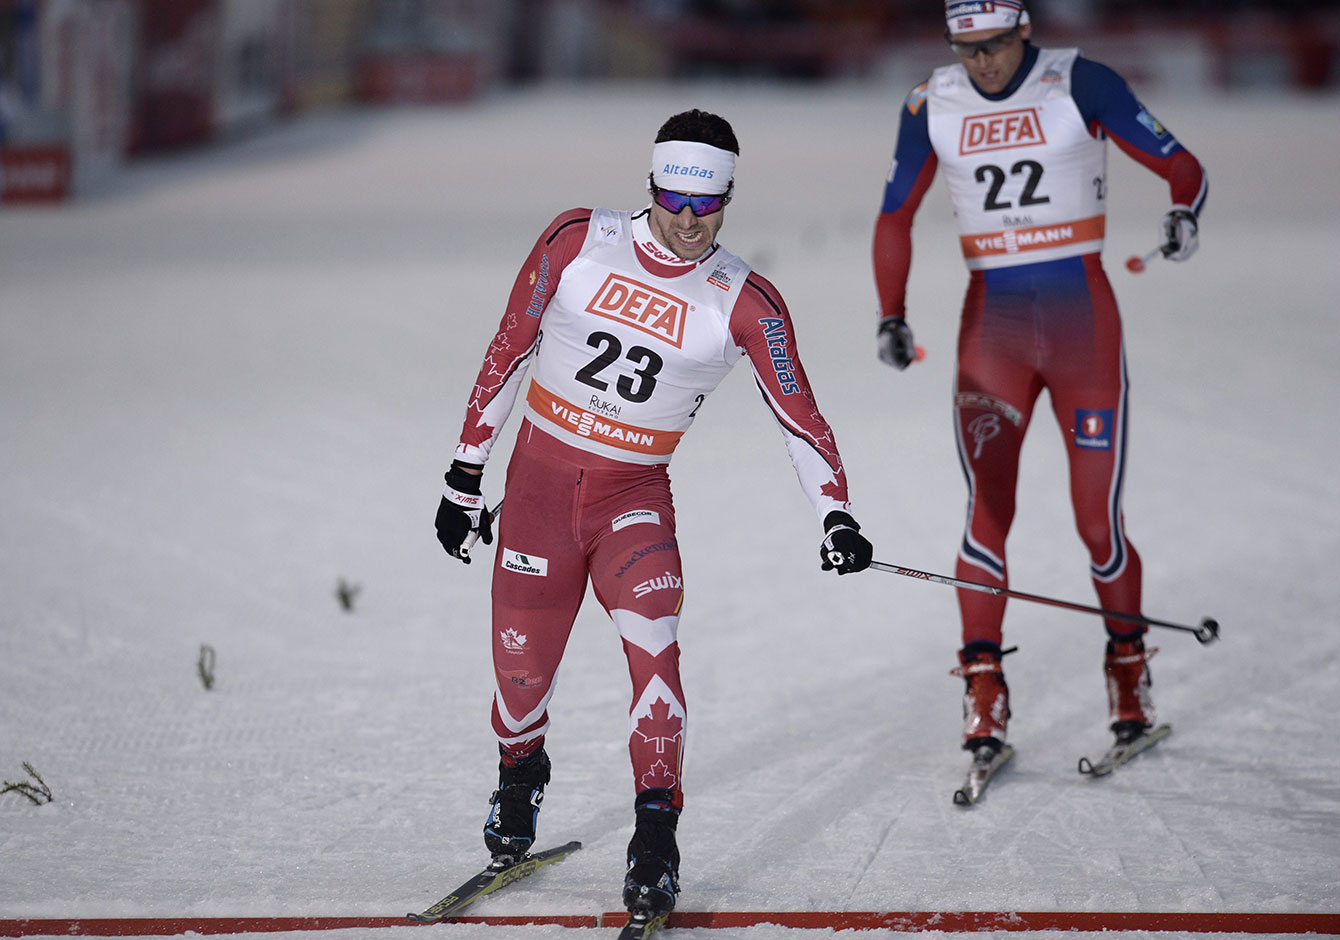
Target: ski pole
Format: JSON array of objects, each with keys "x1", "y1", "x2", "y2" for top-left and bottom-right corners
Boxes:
[
  {"x1": 1124, "y1": 244, "x2": 1169, "y2": 274},
  {"x1": 461, "y1": 500, "x2": 502, "y2": 560},
  {"x1": 866, "y1": 559, "x2": 1220, "y2": 645}
]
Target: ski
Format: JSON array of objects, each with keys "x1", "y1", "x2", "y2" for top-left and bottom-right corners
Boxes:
[
  {"x1": 1078, "y1": 723, "x2": 1172, "y2": 777},
  {"x1": 617, "y1": 909, "x2": 671, "y2": 939},
  {"x1": 953, "y1": 743, "x2": 1014, "y2": 806},
  {"x1": 406, "y1": 840, "x2": 582, "y2": 923}
]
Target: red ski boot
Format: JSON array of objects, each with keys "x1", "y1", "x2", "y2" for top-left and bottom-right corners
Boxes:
[
  {"x1": 1105, "y1": 635, "x2": 1158, "y2": 743},
  {"x1": 951, "y1": 643, "x2": 1011, "y2": 755}
]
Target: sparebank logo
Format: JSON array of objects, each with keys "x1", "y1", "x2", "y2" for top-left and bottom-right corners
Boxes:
[
  {"x1": 959, "y1": 108, "x2": 1046, "y2": 155},
  {"x1": 502, "y1": 549, "x2": 548, "y2": 576},
  {"x1": 585, "y1": 273, "x2": 687, "y2": 347},
  {"x1": 1075, "y1": 408, "x2": 1114, "y2": 450}
]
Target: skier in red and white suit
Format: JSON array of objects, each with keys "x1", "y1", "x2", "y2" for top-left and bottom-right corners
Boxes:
[
  {"x1": 435, "y1": 110, "x2": 873, "y2": 916},
  {"x1": 872, "y1": 1, "x2": 1207, "y2": 758}
]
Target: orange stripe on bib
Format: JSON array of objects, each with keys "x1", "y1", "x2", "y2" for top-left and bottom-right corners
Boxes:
[
  {"x1": 961, "y1": 215, "x2": 1105, "y2": 259},
  {"x1": 528, "y1": 382, "x2": 682, "y2": 456}
]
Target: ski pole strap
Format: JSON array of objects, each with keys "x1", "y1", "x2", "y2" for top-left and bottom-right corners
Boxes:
[{"x1": 866, "y1": 560, "x2": 1219, "y2": 645}]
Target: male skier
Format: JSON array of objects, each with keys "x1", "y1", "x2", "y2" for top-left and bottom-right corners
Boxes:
[
  {"x1": 436, "y1": 109, "x2": 874, "y2": 920},
  {"x1": 872, "y1": 1, "x2": 1207, "y2": 786}
]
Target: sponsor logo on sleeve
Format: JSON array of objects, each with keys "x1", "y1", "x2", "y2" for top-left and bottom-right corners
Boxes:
[
  {"x1": 1136, "y1": 108, "x2": 1169, "y2": 138},
  {"x1": 612, "y1": 509, "x2": 661, "y2": 532},
  {"x1": 1075, "y1": 408, "x2": 1114, "y2": 449},
  {"x1": 906, "y1": 82, "x2": 930, "y2": 116},
  {"x1": 525, "y1": 254, "x2": 551, "y2": 318},
  {"x1": 959, "y1": 108, "x2": 1046, "y2": 155},
  {"x1": 758, "y1": 317, "x2": 801, "y2": 395},
  {"x1": 585, "y1": 273, "x2": 688, "y2": 347},
  {"x1": 501, "y1": 549, "x2": 548, "y2": 576}
]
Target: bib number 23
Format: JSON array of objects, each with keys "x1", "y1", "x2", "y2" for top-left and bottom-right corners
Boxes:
[{"x1": 575, "y1": 330, "x2": 663, "y2": 403}]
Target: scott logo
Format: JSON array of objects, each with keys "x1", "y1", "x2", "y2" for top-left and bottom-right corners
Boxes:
[
  {"x1": 959, "y1": 108, "x2": 1046, "y2": 155},
  {"x1": 585, "y1": 274, "x2": 687, "y2": 347}
]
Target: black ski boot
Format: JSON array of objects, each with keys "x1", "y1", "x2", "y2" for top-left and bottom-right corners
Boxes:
[
  {"x1": 622, "y1": 788, "x2": 680, "y2": 916},
  {"x1": 483, "y1": 747, "x2": 551, "y2": 866}
]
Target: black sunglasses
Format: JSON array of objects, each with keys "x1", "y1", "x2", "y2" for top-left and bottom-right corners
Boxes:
[{"x1": 946, "y1": 24, "x2": 1022, "y2": 59}]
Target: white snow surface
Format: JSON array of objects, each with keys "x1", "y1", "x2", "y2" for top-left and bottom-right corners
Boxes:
[{"x1": 2, "y1": 84, "x2": 1338, "y2": 940}]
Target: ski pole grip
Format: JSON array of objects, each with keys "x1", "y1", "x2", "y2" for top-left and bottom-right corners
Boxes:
[
  {"x1": 461, "y1": 529, "x2": 481, "y2": 558},
  {"x1": 460, "y1": 502, "x2": 500, "y2": 560}
]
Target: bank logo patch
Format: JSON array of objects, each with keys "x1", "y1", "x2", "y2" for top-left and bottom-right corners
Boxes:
[
  {"x1": 1075, "y1": 409, "x2": 1114, "y2": 449},
  {"x1": 613, "y1": 509, "x2": 661, "y2": 532},
  {"x1": 502, "y1": 549, "x2": 548, "y2": 576},
  {"x1": 585, "y1": 273, "x2": 687, "y2": 347},
  {"x1": 960, "y1": 107, "x2": 1046, "y2": 155}
]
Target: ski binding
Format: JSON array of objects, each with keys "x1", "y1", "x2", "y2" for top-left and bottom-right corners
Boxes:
[
  {"x1": 1078, "y1": 723, "x2": 1172, "y2": 777},
  {"x1": 954, "y1": 742, "x2": 1014, "y2": 805}
]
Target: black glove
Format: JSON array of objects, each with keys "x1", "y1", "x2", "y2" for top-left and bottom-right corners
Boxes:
[
  {"x1": 435, "y1": 461, "x2": 492, "y2": 564},
  {"x1": 1160, "y1": 206, "x2": 1199, "y2": 262},
  {"x1": 819, "y1": 511, "x2": 873, "y2": 575},
  {"x1": 877, "y1": 317, "x2": 916, "y2": 370}
]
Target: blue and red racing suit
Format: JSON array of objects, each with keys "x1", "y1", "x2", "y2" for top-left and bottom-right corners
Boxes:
[{"x1": 873, "y1": 43, "x2": 1207, "y2": 647}]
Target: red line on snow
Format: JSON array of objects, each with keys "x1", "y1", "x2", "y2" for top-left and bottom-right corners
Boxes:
[
  {"x1": 0, "y1": 917, "x2": 596, "y2": 937},
  {"x1": 651, "y1": 910, "x2": 1340, "y2": 932},
  {"x1": 1, "y1": 911, "x2": 1337, "y2": 936}
]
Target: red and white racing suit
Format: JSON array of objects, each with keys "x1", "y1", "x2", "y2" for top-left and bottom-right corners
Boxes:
[{"x1": 455, "y1": 206, "x2": 853, "y2": 806}]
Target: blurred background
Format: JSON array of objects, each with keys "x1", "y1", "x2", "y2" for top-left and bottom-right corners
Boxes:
[{"x1": 0, "y1": 0, "x2": 1337, "y2": 204}]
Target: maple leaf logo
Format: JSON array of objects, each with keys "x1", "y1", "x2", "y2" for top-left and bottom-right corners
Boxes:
[
  {"x1": 820, "y1": 479, "x2": 845, "y2": 503},
  {"x1": 640, "y1": 760, "x2": 678, "y2": 792},
  {"x1": 633, "y1": 698, "x2": 683, "y2": 754},
  {"x1": 500, "y1": 628, "x2": 527, "y2": 652}
]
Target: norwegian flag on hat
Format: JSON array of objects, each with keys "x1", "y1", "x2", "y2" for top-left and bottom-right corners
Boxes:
[{"x1": 945, "y1": 0, "x2": 1030, "y2": 35}]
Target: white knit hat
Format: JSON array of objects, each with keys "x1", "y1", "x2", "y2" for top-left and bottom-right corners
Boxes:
[{"x1": 945, "y1": 0, "x2": 1030, "y2": 35}]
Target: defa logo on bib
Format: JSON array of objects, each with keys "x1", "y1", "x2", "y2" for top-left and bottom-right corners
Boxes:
[
  {"x1": 959, "y1": 108, "x2": 1046, "y2": 155},
  {"x1": 585, "y1": 273, "x2": 687, "y2": 348}
]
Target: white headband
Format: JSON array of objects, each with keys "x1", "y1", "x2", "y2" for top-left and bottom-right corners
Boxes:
[
  {"x1": 650, "y1": 141, "x2": 735, "y2": 195},
  {"x1": 945, "y1": 0, "x2": 1030, "y2": 35}
]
